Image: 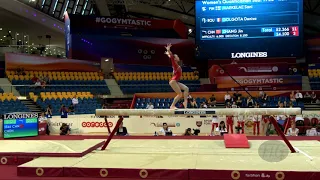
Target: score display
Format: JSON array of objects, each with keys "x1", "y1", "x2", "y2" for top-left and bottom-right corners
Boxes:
[
  {"x1": 195, "y1": 0, "x2": 303, "y2": 59},
  {"x1": 2, "y1": 113, "x2": 39, "y2": 139}
]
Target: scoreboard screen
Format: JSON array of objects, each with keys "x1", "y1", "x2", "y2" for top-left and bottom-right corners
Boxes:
[
  {"x1": 195, "y1": 0, "x2": 303, "y2": 59},
  {"x1": 2, "y1": 113, "x2": 39, "y2": 139}
]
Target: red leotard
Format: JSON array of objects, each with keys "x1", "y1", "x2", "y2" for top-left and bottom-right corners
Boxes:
[{"x1": 170, "y1": 54, "x2": 182, "y2": 81}]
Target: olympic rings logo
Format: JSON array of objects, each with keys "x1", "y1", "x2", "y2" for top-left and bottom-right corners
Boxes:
[{"x1": 82, "y1": 122, "x2": 113, "y2": 128}]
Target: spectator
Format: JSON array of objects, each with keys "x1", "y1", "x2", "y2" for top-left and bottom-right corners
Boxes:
[
  {"x1": 102, "y1": 103, "x2": 108, "y2": 109},
  {"x1": 116, "y1": 122, "x2": 128, "y2": 136},
  {"x1": 304, "y1": 92, "x2": 311, "y2": 103},
  {"x1": 146, "y1": 102, "x2": 154, "y2": 109},
  {"x1": 159, "y1": 123, "x2": 172, "y2": 136},
  {"x1": 247, "y1": 96, "x2": 254, "y2": 108},
  {"x1": 236, "y1": 96, "x2": 242, "y2": 108},
  {"x1": 225, "y1": 102, "x2": 231, "y2": 108},
  {"x1": 286, "y1": 122, "x2": 299, "y2": 136},
  {"x1": 45, "y1": 105, "x2": 52, "y2": 118},
  {"x1": 72, "y1": 96, "x2": 79, "y2": 108},
  {"x1": 233, "y1": 91, "x2": 242, "y2": 100},
  {"x1": 184, "y1": 128, "x2": 192, "y2": 136},
  {"x1": 39, "y1": 112, "x2": 50, "y2": 135},
  {"x1": 31, "y1": 76, "x2": 39, "y2": 84},
  {"x1": 290, "y1": 91, "x2": 296, "y2": 102},
  {"x1": 200, "y1": 101, "x2": 208, "y2": 108},
  {"x1": 288, "y1": 101, "x2": 293, "y2": 108},
  {"x1": 190, "y1": 98, "x2": 198, "y2": 108},
  {"x1": 224, "y1": 91, "x2": 231, "y2": 104},
  {"x1": 43, "y1": 75, "x2": 50, "y2": 84},
  {"x1": 208, "y1": 94, "x2": 217, "y2": 107},
  {"x1": 276, "y1": 103, "x2": 286, "y2": 132},
  {"x1": 35, "y1": 79, "x2": 41, "y2": 89},
  {"x1": 68, "y1": 104, "x2": 75, "y2": 115},
  {"x1": 41, "y1": 79, "x2": 46, "y2": 89},
  {"x1": 295, "y1": 90, "x2": 303, "y2": 103},
  {"x1": 60, "y1": 123, "x2": 70, "y2": 135},
  {"x1": 16, "y1": 67, "x2": 26, "y2": 75},
  {"x1": 215, "y1": 121, "x2": 227, "y2": 136},
  {"x1": 231, "y1": 101, "x2": 238, "y2": 108},
  {"x1": 59, "y1": 105, "x2": 68, "y2": 118},
  {"x1": 211, "y1": 115, "x2": 219, "y2": 136},
  {"x1": 306, "y1": 126, "x2": 318, "y2": 136},
  {"x1": 259, "y1": 90, "x2": 265, "y2": 98},
  {"x1": 187, "y1": 94, "x2": 193, "y2": 102},
  {"x1": 38, "y1": 112, "x2": 47, "y2": 123},
  {"x1": 262, "y1": 92, "x2": 268, "y2": 106},
  {"x1": 311, "y1": 91, "x2": 317, "y2": 103}
]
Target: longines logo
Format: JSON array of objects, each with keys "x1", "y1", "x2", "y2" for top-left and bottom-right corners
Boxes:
[
  {"x1": 231, "y1": 52, "x2": 268, "y2": 58},
  {"x1": 3, "y1": 113, "x2": 38, "y2": 120}
]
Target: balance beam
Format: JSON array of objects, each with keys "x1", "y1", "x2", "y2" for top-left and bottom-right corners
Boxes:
[
  {"x1": 99, "y1": 108, "x2": 301, "y2": 153},
  {"x1": 96, "y1": 108, "x2": 301, "y2": 116}
]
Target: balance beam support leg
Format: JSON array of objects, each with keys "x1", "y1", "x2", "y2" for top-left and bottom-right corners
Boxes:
[
  {"x1": 101, "y1": 116, "x2": 124, "y2": 150},
  {"x1": 269, "y1": 116, "x2": 296, "y2": 153}
]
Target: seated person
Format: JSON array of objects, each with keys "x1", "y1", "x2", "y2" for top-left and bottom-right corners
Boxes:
[
  {"x1": 184, "y1": 128, "x2": 192, "y2": 136},
  {"x1": 215, "y1": 121, "x2": 228, "y2": 136},
  {"x1": 208, "y1": 94, "x2": 217, "y2": 107},
  {"x1": 286, "y1": 123, "x2": 299, "y2": 136},
  {"x1": 159, "y1": 123, "x2": 172, "y2": 136},
  {"x1": 306, "y1": 126, "x2": 318, "y2": 136},
  {"x1": 59, "y1": 105, "x2": 68, "y2": 118},
  {"x1": 38, "y1": 112, "x2": 50, "y2": 135},
  {"x1": 60, "y1": 123, "x2": 71, "y2": 135},
  {"x1": 68, "y1": 104, "x2": 75, "y2": 115},
  {"x1": 116, "y1": 122, "x2": 128, "y2": 136},
  {"x1": 190, "y1": 98, "x2": 198, "y2": 108}
]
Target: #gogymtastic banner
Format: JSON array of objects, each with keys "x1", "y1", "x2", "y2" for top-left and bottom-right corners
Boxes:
[
  {"x1": 66, "y1": 15, "x2": 187, "y2": 39},
  {"x1": 213, "y1": 75, "x2": 302, "y2": 91},
  {"x1": 209, "y1": 63, "x2": 290, "y2": 77},
  {"x1": 5, "y1": 53, "x2": 100, "y2": 72}
]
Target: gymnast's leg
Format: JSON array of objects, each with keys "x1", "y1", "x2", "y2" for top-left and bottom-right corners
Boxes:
[
  {"x1": 169, "y1": 80, "x2": 182, "y2": 109},
  {"x1": 178, "y1": 82, "x2": 189, "y2": 108}
]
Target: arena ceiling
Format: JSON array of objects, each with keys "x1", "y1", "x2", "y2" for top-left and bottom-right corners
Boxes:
[{"x1": 2, "y1": 0, "x2": 320, "y2": 52}]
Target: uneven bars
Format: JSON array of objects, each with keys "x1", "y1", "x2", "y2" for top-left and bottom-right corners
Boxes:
[{"x1": 96, "y1": 108, "x2": 301, "y2": 116}]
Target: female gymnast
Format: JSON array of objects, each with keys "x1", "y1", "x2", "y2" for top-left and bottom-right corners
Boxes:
[{"x1": 164, "y1": 43, "x2": 189, "y2": 109}]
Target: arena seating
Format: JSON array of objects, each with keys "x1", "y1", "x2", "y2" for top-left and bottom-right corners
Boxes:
[
  {"x1": 30, "y1": 92, "x2": 101, "y2": 115},
  {"x1": 134, "y1": 96, "x2": 304, "y2": 109},
  {"x1": 114, "y1": 72, "x2": 200, "y2": 93},
  {"x1": 308, "y1": 69, "x2": 320, "y2": 90},
  {"x1": 6, "y1": 71, "x2": 110, "y2": 95},
  {"x1": 0, "y1": 93, "x2": 30, "y2": 115}
]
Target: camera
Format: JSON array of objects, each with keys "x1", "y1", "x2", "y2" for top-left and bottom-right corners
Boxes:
[{"x1": 193, "y1": 129, "x2": 200, "y2": 136}]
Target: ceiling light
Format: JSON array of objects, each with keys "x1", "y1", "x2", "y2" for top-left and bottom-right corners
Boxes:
[
  {"x1": 16, "y1": 33, "x2": 19, "y2": 35},
  {"x1": 0, "y1": 28, "x2": 2, "y2": 31}
]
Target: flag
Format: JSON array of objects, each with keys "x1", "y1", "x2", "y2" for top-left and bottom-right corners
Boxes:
[
  {"x1": 217, "y1": 18, "x2": 221, "y2": 22},
  {"x1": 216, "y1": 30, "x2": 221, "y2": 34}
]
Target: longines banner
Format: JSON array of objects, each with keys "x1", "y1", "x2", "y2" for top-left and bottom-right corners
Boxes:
[{"x1": 46, "y1": 111, "x2": 320, "y2": 135}]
